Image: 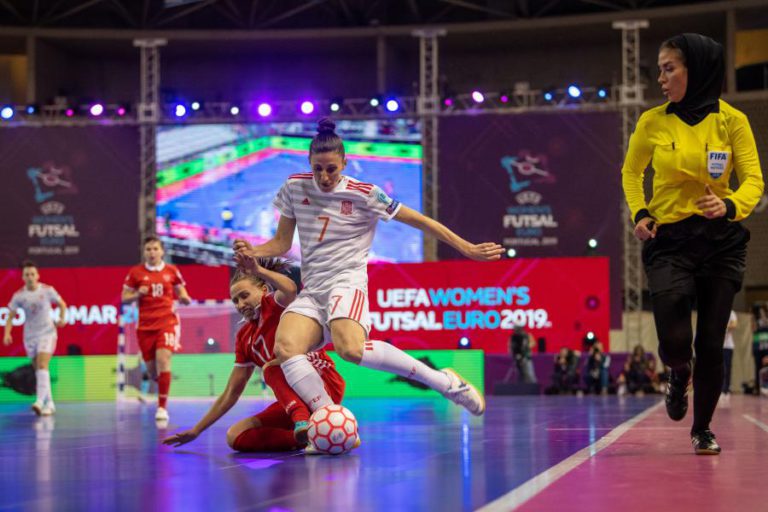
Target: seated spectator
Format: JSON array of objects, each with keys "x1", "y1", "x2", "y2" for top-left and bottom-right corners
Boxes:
[
  {"x1": 584, "y1": 342, "x2": 611, "y2": 395},
  {"x1": 547, "y1": 347, "x2": 581, "y2": 394},
  {"x1": 509, "y1": 325, "x2": 537, "y2": 384},
  {"x1": 751, "y1": 303, "x2": 768, "y2": 396},
  {"x1": 617, "y1": 345, "x2": 657, "y2": 396}
]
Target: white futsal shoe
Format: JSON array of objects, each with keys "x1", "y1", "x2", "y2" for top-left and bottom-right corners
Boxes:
[
  {"x1": 155, "y1": 407, "x2": 169, "y2": 422},
  {"x1": 441, "y1": 368, "x2": 486, "y2": 416},
  {"x1": 31, "y1": 400, "x2": 44, "y2": 416},
  {"x1": 41, "y1": 402, "x2": 56, "y2": 416}
]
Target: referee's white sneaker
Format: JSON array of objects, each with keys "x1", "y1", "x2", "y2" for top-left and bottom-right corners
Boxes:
[
  {"x1": 155, "y1": 407, "x2": 169, "y2": 422},
  {"x1": 441, "y1": 368, "x2": 486, "y2": 416}
]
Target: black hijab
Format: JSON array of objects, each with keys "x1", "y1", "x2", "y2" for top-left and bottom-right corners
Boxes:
[{"x1": 664, "y1": 33, "x2": 724, "y2": 126}]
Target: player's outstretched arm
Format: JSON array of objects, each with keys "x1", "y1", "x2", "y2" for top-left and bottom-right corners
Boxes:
[
  {"x1": 162, "y1": 366, "x2": 253, "y2": 447},
  {"x1": 394, "y1": 205, "x2": 504, "y2": 261},
  {"x1": 233, "y1": 215, "x2": 296, "y2": 261}
]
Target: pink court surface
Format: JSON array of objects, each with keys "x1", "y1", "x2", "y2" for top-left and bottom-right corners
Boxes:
[{"x1": 483, "y1": 395, "x2": 768, "y2": 512}]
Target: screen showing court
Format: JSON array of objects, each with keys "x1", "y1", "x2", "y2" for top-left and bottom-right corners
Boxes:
[{"x1": 156, "y1": 120, "x2": 423, "y2": 265}]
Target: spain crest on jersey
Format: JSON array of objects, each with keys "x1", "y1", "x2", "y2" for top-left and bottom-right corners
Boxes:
[{"x1": 341, "y1": 200, "x2": 354, "y2": 216}]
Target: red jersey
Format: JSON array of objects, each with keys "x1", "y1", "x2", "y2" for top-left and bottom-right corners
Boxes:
[
  {"x1": 234, "y1": 293, "x2": 336, "y2": 373},
  {"x1": 123, "y1": 262, "x2": 185, "y2": 331}
]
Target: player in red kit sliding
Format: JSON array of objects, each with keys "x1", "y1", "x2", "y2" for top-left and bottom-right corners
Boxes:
[{"x1": 163, "y1": 256, "x2": 349, "y2": 452}]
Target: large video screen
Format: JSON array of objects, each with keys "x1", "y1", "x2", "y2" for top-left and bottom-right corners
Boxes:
[{"x1": 155, "y1": 120, "x2": 423, "y2": 265}]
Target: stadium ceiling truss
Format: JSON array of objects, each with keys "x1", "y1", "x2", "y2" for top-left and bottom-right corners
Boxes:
[{"x1": 0, "y1": 0, "x2": 711, "y2": 30}]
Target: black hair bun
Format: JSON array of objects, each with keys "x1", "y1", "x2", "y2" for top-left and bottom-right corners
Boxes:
[{"x1": 317, "y1": 118, "x2": 336, "y2": 135}]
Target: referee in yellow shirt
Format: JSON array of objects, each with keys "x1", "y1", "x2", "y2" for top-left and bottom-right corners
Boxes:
[{"x1": 622, "y1": 33, "x2": 764, "y2": 455}]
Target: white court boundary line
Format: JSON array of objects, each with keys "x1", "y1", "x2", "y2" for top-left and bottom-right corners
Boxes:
[
  {"x1": 743, "y1": 414, "x2": 768, "y2": 434},
  {"x1": 476, "y1": 400, "x2": 664, "y2": 512}
]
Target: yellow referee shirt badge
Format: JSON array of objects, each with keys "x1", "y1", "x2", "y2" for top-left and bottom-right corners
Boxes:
[{"x1": 707, "y1": 150, "x2": 730, "y2": 179}]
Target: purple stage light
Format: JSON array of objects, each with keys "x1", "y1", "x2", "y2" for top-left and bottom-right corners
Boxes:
[
  {"x1": 257, "y1": 103, "x2": 272, "y2": 117},
  {"x1": 471, "y1": 91, "x2": 485, "y2": 103},
  {"x1": 300, "y1": 101, "x2": 315, "y2": 115},
  {"x1": 90, "y1": 104, "x2": 104, "y2": 116}
]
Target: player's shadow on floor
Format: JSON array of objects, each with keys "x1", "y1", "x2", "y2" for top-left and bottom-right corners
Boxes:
[{"x1": 229, "y1": 450, "x2": 304, "y2": 461}]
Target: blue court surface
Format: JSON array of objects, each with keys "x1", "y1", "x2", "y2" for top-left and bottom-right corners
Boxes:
[
  {"x1": 0, "y1": 396, "x2": 659, "y2": 511},
  {"x1": 157, "y1": 152, "x2": 424, "y2": 262}
]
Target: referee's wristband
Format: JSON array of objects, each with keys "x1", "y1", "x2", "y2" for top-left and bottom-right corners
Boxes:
[
  {"x1": 723, "y1": 198, "x2": 736, "y2": 220},
  {"x1": 633, "y1": 209, "x2": 653, "y2": 225}
]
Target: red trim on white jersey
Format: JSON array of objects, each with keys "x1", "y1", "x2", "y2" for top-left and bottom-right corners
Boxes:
[
  {"x1": 289, "y1": 173, "x2": 314, "y2": 180},
  {"x1": 346, "y1": 181, "x2": 373, "y2": 195}
]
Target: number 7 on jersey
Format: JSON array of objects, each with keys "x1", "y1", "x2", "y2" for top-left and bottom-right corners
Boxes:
[{"x1": 317, "y1": 216, "x2": 331, "y2": 242}]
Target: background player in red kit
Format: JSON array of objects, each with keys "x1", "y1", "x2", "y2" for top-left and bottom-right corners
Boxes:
[
  {"x1": 162, "y1": 256, "x2": 347, "y2": 452},
  {"x1": 122, "y1": 236, "x2": 192, "y2": 422}
]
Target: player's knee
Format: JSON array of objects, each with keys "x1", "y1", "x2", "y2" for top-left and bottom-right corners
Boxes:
[
  {"x1": 273, "y1": 338, "x2": 301, "y2": 363},
  {"x1": 226, "y1": 427, "x2": 240, "y2": 449},
  {"x1": 334, "y1": 338, "x2": 363, "y2": 364}
]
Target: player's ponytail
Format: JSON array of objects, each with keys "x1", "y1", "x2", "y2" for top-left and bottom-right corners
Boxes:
[{"x1": 309, "y1": 118, "x2": 345, "y2": 160}]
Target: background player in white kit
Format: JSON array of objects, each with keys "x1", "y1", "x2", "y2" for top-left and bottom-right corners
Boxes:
[
  {"x1": 3, "y1": 261, "x2": 67, "y2": 416},
  {"x1": 234, "y1": 118, "x2": 504, "y2": 417}
]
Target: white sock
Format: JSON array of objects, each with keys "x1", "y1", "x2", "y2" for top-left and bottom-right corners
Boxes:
[
  {"x1": 280, "y1": 355, "x2": 332, "y2": 412},
  {"x1": 359, "y1": 340, "x2": 451, "y2": 392},
  {"x1": 35, "y1": 369, "x2": 51, "y2": 404}
]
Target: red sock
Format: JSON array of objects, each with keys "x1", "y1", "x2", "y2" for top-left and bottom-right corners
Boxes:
[
  {"x1": 263, "y1": 365, "x2": 311, "y2": 424},
  {"x1": 157, "y1": 371, "x2": 171, "y2": 409},
  {"x1": 232, "y1": 427, "x2": 299, "y2": 452}
]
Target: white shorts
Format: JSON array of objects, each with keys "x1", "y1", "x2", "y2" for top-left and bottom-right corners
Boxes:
[
  {"x1": 283, "y1": 286, "x2": 371, "y2": 348},
  {"x1": 24, "y1": 335, "x2": 57, "y2": 359}
]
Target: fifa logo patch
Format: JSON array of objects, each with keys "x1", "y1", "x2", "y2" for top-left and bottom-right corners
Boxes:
[
  {"x1": 707, "y1": 151, "x2": 730, "y2": 179},
  {"x1": 340, "y1": 200, "x2": 354, "y2": 215}
]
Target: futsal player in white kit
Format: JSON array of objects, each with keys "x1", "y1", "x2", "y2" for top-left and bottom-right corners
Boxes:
[
  {"x1": 234, "y1": 119, "x2": 504, "y2": 419},
  {"x1": 3, "y1": 261, "x2": 67, "y2": 416}
]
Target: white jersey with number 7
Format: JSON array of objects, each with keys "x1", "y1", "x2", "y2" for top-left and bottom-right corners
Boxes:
[{"x1": 273, "y1": 173, "x2": 402, "y2": 294}]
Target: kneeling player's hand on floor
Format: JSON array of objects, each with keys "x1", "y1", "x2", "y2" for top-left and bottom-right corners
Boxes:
[{"x1": 162, "y1": 429, "x2": 199, "y2": 447}]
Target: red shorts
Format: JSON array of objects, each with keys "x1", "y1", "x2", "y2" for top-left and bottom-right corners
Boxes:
[
  {"x1": 136, "y1": 325, "x2": 181, "y2": 362},
  {"x1": 255, "y1": 368, "x2": 346, "y2": 428}
]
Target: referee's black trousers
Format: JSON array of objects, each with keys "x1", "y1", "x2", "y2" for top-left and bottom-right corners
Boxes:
[{"x1": 643, "y1": 216, "x2": 749, "y2": 434}]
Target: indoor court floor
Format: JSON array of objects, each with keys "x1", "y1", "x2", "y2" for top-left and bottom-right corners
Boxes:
[{"x1": 0, "y1": 395, "x2": 765, "y2": 511}]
